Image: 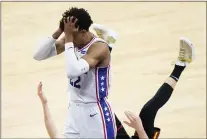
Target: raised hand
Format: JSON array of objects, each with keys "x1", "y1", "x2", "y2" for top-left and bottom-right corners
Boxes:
[
  {"x1": 123, "y1": 111, "x2": 143, "y2": 130},
  {"x1": 37, "y1": 82, "x2": 47, "y2": 104}
]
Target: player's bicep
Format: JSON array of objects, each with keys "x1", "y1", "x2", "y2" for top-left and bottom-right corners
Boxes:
[{"x1": 82, "y1": 43, "x2": 108, "y2": 68}]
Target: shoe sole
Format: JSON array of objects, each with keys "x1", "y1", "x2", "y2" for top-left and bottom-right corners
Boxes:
[{"x1": 180, "y1": 37, "x2": 195, "y2": 62}]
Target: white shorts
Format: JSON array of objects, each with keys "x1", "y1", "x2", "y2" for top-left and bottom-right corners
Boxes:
[{"x1": 63, "y1": 98, "x2": 117, "y2": 138}]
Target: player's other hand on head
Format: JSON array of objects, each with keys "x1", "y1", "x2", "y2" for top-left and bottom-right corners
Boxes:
[
  {"x1": 59, "y1": 18, "x2": 64, "y2": 32},
  {"x1": 123, "y1": 111, "x2": 143, "y2": 130},
  {"x1": 63, "y1": 16, "x2": 79, "y2": 35},
  {"x1": 59, "y1": 11, "x2": 68, "y2": 31},
  {"x1": 37, "y1": 82, "x2": 47, "y2": 104}
]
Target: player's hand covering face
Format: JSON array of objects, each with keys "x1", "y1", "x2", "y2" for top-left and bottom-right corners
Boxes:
[
  {"x1": 123, "y1": 111, "x2": 144, "y2": 130},
  {"x1": 37, "y1": 82, "x2": 47, "y2": 104}
]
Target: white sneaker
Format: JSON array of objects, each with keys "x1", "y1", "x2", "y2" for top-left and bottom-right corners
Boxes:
[
  {"x1": 91, "y1": 23, "x2": 118, "y2": 47},
  {"x1": 177, "y1": 37, "x2": 195, "y2": 64}
]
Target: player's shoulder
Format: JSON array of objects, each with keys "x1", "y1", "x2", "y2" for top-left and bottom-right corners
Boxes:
[{"x1": 88, "y1": 41, "x2": 109, "y2": 54}]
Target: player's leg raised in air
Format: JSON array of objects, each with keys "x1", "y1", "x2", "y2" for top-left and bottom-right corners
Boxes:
[
  {"x1": 116, "y1": 37, "x2": 195, "y2": 139},
  {"x1": 132, "y1": 37, "x2": 195, "y2": 139}
]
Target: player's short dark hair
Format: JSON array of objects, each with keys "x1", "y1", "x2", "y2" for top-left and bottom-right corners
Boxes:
[{"x1": 63, "y1": 7, "x2": 93, "y2": 31}]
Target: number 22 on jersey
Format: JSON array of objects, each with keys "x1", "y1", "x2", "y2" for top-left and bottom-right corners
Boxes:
[{"x1": 70, "y1": 77, "x2": 81, "y2": 89}]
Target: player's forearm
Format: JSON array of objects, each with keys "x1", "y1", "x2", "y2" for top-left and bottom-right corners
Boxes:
[
  {"x1": 135, "y1": 127, "x2": 148, "y2": 139},
  {"x1": 52, "y1": 28, "x2": 63, "y2": 39},
  {"x1": 42, "y1": 103, "x2": 59, "y2": 139},
  {"x1": 33, "y1": 36, "x2": 57, "y2": 61},
  {"x1": 64, "y1": 42, "x2": 89, "y2": 79},
  {"x1": 34, "y1": 29, "x2": 63, "y2": 61}
]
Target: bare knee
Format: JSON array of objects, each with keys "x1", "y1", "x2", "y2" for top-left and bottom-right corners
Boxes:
[{"x1": 165, "y1": 77, "x2": 177, "y2": 89}]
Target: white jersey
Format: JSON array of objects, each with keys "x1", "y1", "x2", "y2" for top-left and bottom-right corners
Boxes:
[{"x1": 67, "y1": 37, "x2": 111, "y2": 103}]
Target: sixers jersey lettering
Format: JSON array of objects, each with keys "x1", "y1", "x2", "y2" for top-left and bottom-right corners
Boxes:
[{"x1": 67, "y1": 37, "x2": 111, "y2": 103}]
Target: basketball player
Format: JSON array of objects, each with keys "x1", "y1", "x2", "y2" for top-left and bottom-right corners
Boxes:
[
  {"x1": 34, "y1": 7, "x2": 117, "y2": 138},
  {"x1": 37, "y1": 37, "x2": 195, "y2": 139},
  {"x1": 116, "y1": 37, "x2": 195, "y2": 139}
]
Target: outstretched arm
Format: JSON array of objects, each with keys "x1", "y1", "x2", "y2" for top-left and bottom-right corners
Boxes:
[
  {"x1": 124, "y1": 111, "x2": 148, "y2": 139},
  {"x1": 37, "y1": 82, "x2": 63, "y2": 138}
]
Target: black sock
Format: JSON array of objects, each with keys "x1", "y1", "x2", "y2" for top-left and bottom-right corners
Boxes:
[{"x1": 170, "y1": 64, "x2": 186, "y2": 81}]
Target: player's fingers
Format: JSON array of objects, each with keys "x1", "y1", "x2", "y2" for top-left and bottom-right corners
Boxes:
[
  {"x1": 67, "y1": 17, "x2": 71, "y2": 23},
  {"x1": 38, "y1": 82, "x2": 42, "y2": 89},
  {"x1": 124, "y1": 111, "x2": 133, "y2": 122},
  {"x1": 37, "y1": 82, "x2": 41, "y2": 91},
  {"x1": 128, "y1": 111, "x2": 136, "y2": 119},
  {"x1": 123, "y1": 121, "x2": 131, "y2": 127},
  {"x1": 69, "y1": 16, "x2": 74, "y2": 23},
  {"x1": 74, "y1": 18, "x2": 78, "y2": 24},
  {"x1": 63, "y1": 17, "x2": 67, "y2": 24},
  {"x1": 64, "y1": 17, "x2": 69, "y2": 24},
  {"x1": 74, "y1": 18, "x2": 78, "y2": 29},
  {"x1": 127, "y1": 111, "x2": 137, "y2": 120},
  {"x1": 37, "y1": 82, "x2": 43, "y2": 95},
  {"x1": 126, "y1": 111, "x2": 137, "y2": 122}
]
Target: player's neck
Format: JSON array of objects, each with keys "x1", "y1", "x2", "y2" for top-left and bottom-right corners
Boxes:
[{"x1": 78, "y1": 32, "x2": 94, "y2": 49}]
